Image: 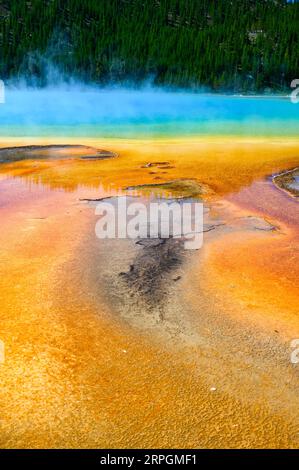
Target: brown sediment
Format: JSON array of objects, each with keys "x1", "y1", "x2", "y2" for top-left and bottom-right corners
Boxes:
[{"x1": 273, "y1": 167, "x2": 299, "y2": 198}]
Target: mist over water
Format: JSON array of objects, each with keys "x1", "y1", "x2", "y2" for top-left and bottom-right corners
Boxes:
[{"x1": 0, "y1": 84, "x2": 299, "y2": 139}]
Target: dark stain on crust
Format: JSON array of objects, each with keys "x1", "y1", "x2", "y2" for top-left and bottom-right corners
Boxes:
[
  {"x1": 80, "y1": 150, "x2": 118, "y2": 160},
  {"x1": 119, "y1": 237, "x2": 185, "y2": 307},
  {"x1": 125, "y1": 178, "x2": 212, "y2": 199}
]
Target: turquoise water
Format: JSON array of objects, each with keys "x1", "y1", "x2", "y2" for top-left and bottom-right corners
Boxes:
[{"x1": 0, "y1": 88, "x2": 299, "y2": 138}]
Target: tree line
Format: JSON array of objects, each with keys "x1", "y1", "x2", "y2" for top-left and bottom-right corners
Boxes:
[{"x1": 0, "y1": 0, "x2": 298, "y2": 91}]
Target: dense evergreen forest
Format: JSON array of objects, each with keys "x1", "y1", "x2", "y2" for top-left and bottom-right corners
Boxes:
[{"x1": 0, "y1": 0, "x2": 299, "y2": 91}]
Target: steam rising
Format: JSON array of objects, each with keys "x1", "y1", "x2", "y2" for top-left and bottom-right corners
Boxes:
[{"x1": 0, "y1": 79, "x2": 299, "y2": 139}]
